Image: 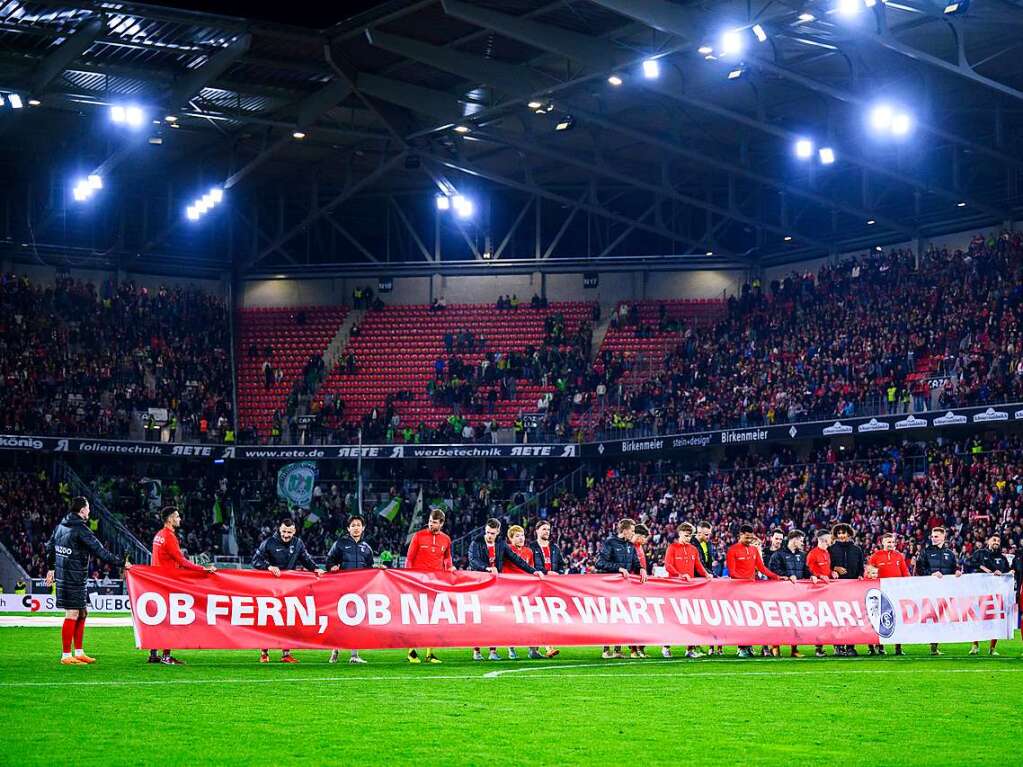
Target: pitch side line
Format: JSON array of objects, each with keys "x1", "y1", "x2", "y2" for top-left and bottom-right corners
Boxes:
[{"x1": 1, "y1": 665, "x2": 1017, "y2": 689}]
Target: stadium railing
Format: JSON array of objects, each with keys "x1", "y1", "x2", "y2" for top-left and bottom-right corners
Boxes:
[{"x1": 54, "y1": 461, "x2": 151, "y2": 565}]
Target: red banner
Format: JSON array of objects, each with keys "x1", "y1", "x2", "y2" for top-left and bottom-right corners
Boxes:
[{"x1": 127, "y1": 566, "x2": 886, "y2": 650}]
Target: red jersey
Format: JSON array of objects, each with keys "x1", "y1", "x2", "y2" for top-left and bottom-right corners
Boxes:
[
  {"x1": 501, "y1": 544, "x2": 534, "y2": 575},
  {"x1": 633, "y1": 542, "x2": 648, "y2": 573},
  {"x1": 152, "y1": 527, "x2": 205, "y2": 572},
  {"x1": 537, "y1": 545, "x2": 553, "y2": 573},
  {"x1": 868, "y1": 549, "x2": 910, "y2": 578},
  {"x1": 726, "y1": 543, "x2": 778, "y2": 580},
  {"x1": 405, "y1": 529, "x2": 453, "y2": 572},
  {"x1": 664, "y1": 542, "x2": 707, "y2": 578},
  {"x1": 806, "y1": 547, "x2": 832, "y2": 578}
]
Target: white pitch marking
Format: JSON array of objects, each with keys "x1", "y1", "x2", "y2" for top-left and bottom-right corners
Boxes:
[{"x1": 1, "y1": 665, "x2": 1014, "y2": 689}]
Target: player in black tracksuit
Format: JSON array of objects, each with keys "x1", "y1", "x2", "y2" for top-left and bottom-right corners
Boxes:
[
  {"x1": 915, "y1": 526, "x2": 961, "y2": 655},
  {"x1": 44, "y1": 496, "x2": 130, "y2": 664},
  {"x1": 528, "y1": 520, "x2": 567, "y2": 659},
  {"x1": 325, "y1": 514, "x2": 375, "y2": 664},
  {"x1": 768, "y1": 531, "x2": 816, "y2": 658},
  {"x1": 830, "y1": 524, "x2": 864, "y2": 656},
  {"x1": 969, "y1": 535, "x2": 1011, "y2": 655},
  {"x1": 595, "y1": 520, "x2": 644, "y2": 658},
  {"x1": 466, "y1": 519, "x2": 540, "y2": 660},
  {"x1": 252, "y1": 518, "x2": 324, "y2": 663}
]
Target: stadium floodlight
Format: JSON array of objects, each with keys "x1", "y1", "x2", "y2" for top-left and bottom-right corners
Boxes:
[
  {"x1": 867, "y1": 219, "x2": 876, "y2": 225},
  {"x1": 794, "y1": 138, "x2": 814, "y2": 159},
  {"x1": 607, "y1": 74, "x2": 623, "y2": 86},
  {"x1": 891, "y1": 111, "x2": 912, "y2": 136},
  {"x1": 705, "y1": 250, "x2": 713, "y2": 256},
  {"x1": 292, "y1": 131, "x2": 306, "y2": 140},
  {"x1": 186, "y1": 205, "x2": 199, "y2": 221},
  {"x1": 727, "y1": 67, "x2": 744, "y2": 80},
  {"x1": 837, "y1": 0, "x2": 862, "y2": 16},
  {"x1": 527, "y1": 100, "x2": 543, "y2": 109},
  {"x1": 956, "y1": 201, "x2": 966, "y2": 207},
  {"x1": 436, "y1": 195, "x2": 450, "y2": 211},
  {"x1": 864, "y1": 0, "x2": 877, "y2": 7},
  {"x1": 752, "y1": 24, "x2": 767, "y2": 43},
  {"x1": 164, "y1": 114, "x2": 178, "y2": 123},
  {"x1": 870, "y1": 103, "x2": 894, "y2": 132},
  {"x1": 944, "y1": 0, "x2": 969, "y2": 14},
  {"x1": 818, "y1": 146, "x2": 836, "y2": 165},
  {"x1": 8, "y1": 93, "x2": 23, "y2": 109},
  {"x1": 28, "y1": 98, "x2": 41, "y2": 106},
  {"x1": 720, "y1": 29, "x2": 744, "y2": 57},
  {"x1": 209, "y1": 187, "x2": 223, "y2": 204},
  {"x1": 555, "y1": 115, "x2": 575, "y2": 131},
  {"x1": 784, "y1": 235, "x2": 793, "y2": 241},
  {"x1": 453, "y1": 195, "x2": 474, "y2": 219},
  {"x1": 71, "y1": 176, "x2": 99, "y2": 202},
  {"x1": 642, "y1": 58, "x2": 660, "y2": 79},
  {"x1": 698, "y1": 45, "x2": 713, "y2": 55},
  {"x1": 110, "y1": 105, "x2": 126, "y2": 123},
  {"x1": 454, "y1": 125, "x2": 471, "y2": 133},
  {"x1": 798, "y1": 12, "x2": 816, "y2": 21},
  {"x1": 125, "y1": 105, "x2": 144, "y2": 127}
]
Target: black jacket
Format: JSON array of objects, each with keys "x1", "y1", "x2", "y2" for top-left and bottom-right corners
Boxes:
[
  {"x1": 768, "y1": 548, "x2": 810, "y2": 579},
  {"x1": 252, "y1": 533, "x2": 319, "y2": 571},
  {"x1": 326, "y1": 536, "x2": 374, "y2": 571},
  {"x1": 595, "y1": 535, "x2": 640, "y2": 574},
  {"x1": 45, "y1": 513, "x2": 121, "y2": 589},
  {"x1": 829, "y1": 540, "x2": 865, "y2": 579},
  {"x1": 969, "y1": 548, "x2": 1010, "y2": 575},
  {"x1": 916, "y1": 544, "x2": 959, "y2": 575},
  {"x1": 1013, "y1": 553, "x2": 1023, "y2": 595},
  {"x1": 529, "y1": 540, "x2": 567, "y2": 574},
  {"x1": 693, "y1": 537, "x2": 716, "y2": 576},
  {"x1": 467, "y1": 537, "x2": 538, "y2": 574}
]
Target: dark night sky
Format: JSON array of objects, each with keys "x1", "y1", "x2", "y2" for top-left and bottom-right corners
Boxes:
[{"x1": 145, "y1": 0, "x2": 392, "y2": 28}]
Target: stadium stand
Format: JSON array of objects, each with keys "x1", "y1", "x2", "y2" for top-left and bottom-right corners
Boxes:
[
  {"x1": 235, "y1": 306, "x2": 349, "y2": 441},
  {"x1": 0, "y1": 275, "x2": 231, "y2": 439},
  {"x1": 315, "y1": 301, "x2": 594, "y2": 438}
]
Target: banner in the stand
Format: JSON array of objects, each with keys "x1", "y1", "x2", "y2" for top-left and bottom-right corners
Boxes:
[
  {"x1": 0, "y1": 401, "x2": 1019, "y2": 461},
  {"x1": 125, "y1": 568, "x2": 1016, "y2": 650}
]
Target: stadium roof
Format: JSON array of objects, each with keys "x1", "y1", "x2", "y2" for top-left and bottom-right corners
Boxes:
[{"x1": 1, "y1": 0, "x2": 1021, "y2": 279}]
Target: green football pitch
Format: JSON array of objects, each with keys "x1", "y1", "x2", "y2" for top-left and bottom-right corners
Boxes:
[{"x1": 1, "y1": 627, "x2": 1021, "y2": 767}]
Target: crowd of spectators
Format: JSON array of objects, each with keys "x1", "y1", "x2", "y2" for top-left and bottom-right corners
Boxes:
[
  {"x1": 3, "y1": 431, "x2": 1022, "y2": 587},
  {"x1": 581, "y1": 231, "x2": 1023, "y2": 437},
  {"x1": 544, "y1": 434, "x2": 1023, "y2": 575},
  {"x1": 0, "y1": 274, "x2": 231, "y2": 439}
]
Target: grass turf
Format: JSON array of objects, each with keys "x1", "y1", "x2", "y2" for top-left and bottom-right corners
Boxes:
[{"x1": 1, "y1": 628, "x2": 1021, "y2": 767}]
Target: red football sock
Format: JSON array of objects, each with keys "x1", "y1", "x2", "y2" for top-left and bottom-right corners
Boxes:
[
  {"x1": 74, "y1": 615, "x2": 86, "y2": 651},
  {"x1": 61, "y1": 618, "x2": 75, "y2": 654}
]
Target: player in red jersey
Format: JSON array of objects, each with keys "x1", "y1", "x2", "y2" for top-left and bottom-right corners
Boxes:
[
  {"x1": 726, "y1": 524, "x2": 780, "y2": 658},
  {"x1": 501, "y1": 525, "x2": 544, "y2": 659},
  {"x1": 867, "y1": 532, "x2": 909, "y2": 656},
  {"x1": 149, "y1": 506, "x2": 216, "y2": 665},
  {"x1": 405, "y1": 508, "x2": 454, "y2": 664},
  {"x1": 806, "y1": 531, "x2": 836, "y2": 657},
  {"x1": 662, "y1": 522, "x2": 712, "y2": 658},
  {"x1": 628, "y1": 524, "x2": 653, "y2": 658}
]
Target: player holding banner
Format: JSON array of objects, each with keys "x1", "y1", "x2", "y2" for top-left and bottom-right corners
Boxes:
[
  {"x1": 252, "y1": 518, "x2": 324, "y2": 663},
  {"x1": 149, "y1": 506, "x2": 216, "y2": 665},
  {"x1": 44, "y1": 497, "x2": 132, "y2": 665},
  {"x1": 405, "y1": 508, "x2": 455, "y2": 664}
]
